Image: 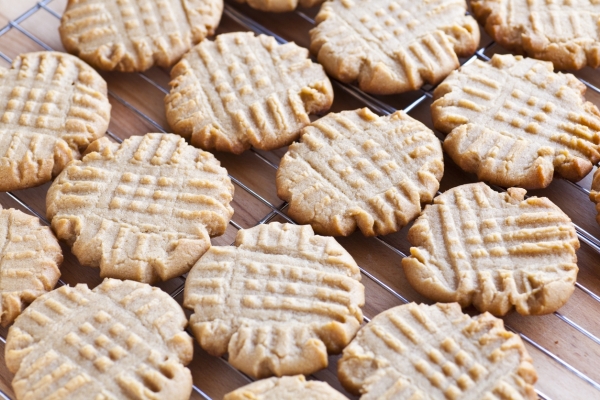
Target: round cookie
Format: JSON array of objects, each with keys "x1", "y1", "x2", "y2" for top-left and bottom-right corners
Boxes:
[
  {"x1": 224, "y1": 375, "x2": 349, "y2": 400},
  {"x1": 183, "y1": 222, "x2": 364, "y2": 379},
  {"x1": 472, "y1": 0, "x2": 600, "y2": 70},
  {"x1": 46, "y1": 133, "x2": 234, "y2": 284},
  {"x1": 0, "y1": 51, "x2": 110, "y2": 191},
  {"x1": 402, "y1": 182, "x2": 579, "y2": 316},
  {"x1": 165, "y1": 32, "x2": 333, "y2": 154},
  {"x1": 0, "y1": 206, "x2": 62, "y2": 326},
  {"x1": 338, "y1": 302, "x2": 537, "y2": 399},
  {"x1": 432, "y1": 54, "x2": 600, "y2": 189},
  {"x1": 60, "y1": 0, "x2": 223, "y2": 72},
  {"x1": 5, "y1": 279, "x2": 193, "y2": 400},
  {"x1": 309, "y1": 0, "x2": 480, "y2": 95},
  {"x1": 276, "y1": 108, "x2": 444, "y2": 236}
]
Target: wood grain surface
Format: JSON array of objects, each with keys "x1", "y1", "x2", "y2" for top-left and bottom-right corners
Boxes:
[{"x1": 0, "y1": 1, "x2": 599, "y2": 399}]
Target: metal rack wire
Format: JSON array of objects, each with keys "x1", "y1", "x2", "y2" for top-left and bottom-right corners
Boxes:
[{"x1": 0, "y1": 1, "x2": 599, "y2": 399}]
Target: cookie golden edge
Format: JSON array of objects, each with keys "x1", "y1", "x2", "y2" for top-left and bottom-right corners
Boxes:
[
  {"x1": 45, "y1": 133, "x2": 234, "y2": 284},
  {"x1": 0, "y1": 138, "x2": 74, "y2": 192},
  {"x1": 471, "y1": 0, "x2": 600, "y2": 70},
  {"x1": 591, "y1": 168, "x2": 600, "y2": 226},
  {"x1": 183, "y1": 222, "x2": 364, "y2": 379},
  {"x1": 5, "y1": 279, "x2": 194, "y2": 399},
  {"x1": 309, "y1": 0, "x2": 480, "y2": 95},
  {"x1": 59, "y1": 0, "x2": 224, "y2": 72},
  {"x1": 337, "y1": 303, "x2": 538, "y2": 399},
  {"x1": 402, "y1": 183, "x2": 579, "y2": 316},
  {"x1": 224, "y1": 375, "x2": 349, "y2": 399},
  {"x1": 0, "y1": 51, "x2": 110, "y2": 191},
  {"x1": 276, "y1": 108, "x2": 444, "y2": 237},
  {"x1": 165, "y1": 32, "x2": 334, "y2": 154},
  {"x1": 431, "y1": 54, "x2": 600, "y2": 189},
  {"x1": 0, "y1": 207, "x2": 62, "y2": 327}
]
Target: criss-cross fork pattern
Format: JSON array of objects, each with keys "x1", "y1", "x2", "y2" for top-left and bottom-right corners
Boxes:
[
  {"x1": 278, "y1": 108, "x2": 442, "y2": 236},
  {"x1": 47, "y1": 134, "x2": 234, "y2": 283},
  {"x1": 310, "y1": 0, "x2": 479, "y2": 93},
  {"x1": 0, "y1": 1, "x2": 600, "y2": 399},
  {"x1": 60, "y1": 0, "x2": 222, "y2": 71},
  {"x1": 166, "y1": 31, "x2": 332, "y2": 154},
  {"x1": 5, "y1": 280, "x2": 192, "y2": 399},
  {"x1": 433, "y1": 55, "x2": 600, "y2": 188},
  {"x1": 185, "y1": 223, "x2": 364, "y2": 378},
  {"x1": 339, "y1": 303, "x2": 536, "y2": 399},
  {"x1": 404, "y1": 183, "x2": 579, "y2": 315}
]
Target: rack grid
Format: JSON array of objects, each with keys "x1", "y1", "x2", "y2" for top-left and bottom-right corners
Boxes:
[{"x1": 0, "y1": 1, "x2": 599, "y2": 399}]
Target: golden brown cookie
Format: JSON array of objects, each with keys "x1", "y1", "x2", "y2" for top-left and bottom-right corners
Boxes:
[
  {"x1": 472, "y1": 0, "x2": 600, "y2": 70},
  {"x1": 309, "y1": 0, "x2": 480, "y2": 95},
  {"x1": 276, "y1": 108, "x2": 443, "y2": 236},
  {"x1": 60, "y1": 0, "x2": 223, "y2": 72},
  {"x1": 432, "y1": 54, "x2": 600, "y2": 189},
  {"x1": 234, "y1": 0, "x2": 324, "y2": 12},
  {"x1": 183, "y1": 222, "x2": 364, "y2": 379},
  {"x1": 5, "y1": 279, "x2": 193, "y2": 400},
  {"x1": 590, "y1": 168, "x2": 600, "y2": 225},
  {"x1": 224, "y1": 375, "x2": 349, "y2": 400},
  {"x1": 46, "y1": 133, "x2": 234, "y2": 284},
  {"x1": 165, "y1": 32, "x2": 333, "y2": 154},
  {"x1": 0, "y1": 206, "x2": 62, "y2": 326},
  {"x1": 0, "y1": 51, "x2": 110, "y2": 191},
  {"x1": 338, "y1": 302, "x2": 537, "y2": 399},
  {"x1": 402, "y1": 182, "x2": 579, "y2": 316}
]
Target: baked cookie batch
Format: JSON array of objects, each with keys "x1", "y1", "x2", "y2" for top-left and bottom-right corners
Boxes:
[{"x1": 2, "y1": 0, "x2": 599, "y2": 398}]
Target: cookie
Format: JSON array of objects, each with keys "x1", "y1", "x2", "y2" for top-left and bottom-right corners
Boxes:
[
  {"x1": 0, "y1": 51, "x2": 110, "y2": 191},
  {"x1": 277, "y1": 108, "x2": 443, "y2": 236},
  {"x1": 338, "y1": 302, "x2": 537, "y2": 399},
  {"x1": 60, "y1": 0, "x2": 223, "y2": 72},
  {"x1": 5, "y1": 279, "x2": 193, "y2": 400},
  {"x1": 224, "y1": 375, "x2": 349, "y2": 400},
  {"x1": 402, "y1": 182, "x2": 579, "y2": 316},
  {"x1": 0, "y1": 206, "x2": 62, "y2": 326},
  {"x1": 183, "y1": 222, "x2": 364, "y2": 378},
  {"x1": 165, "y1": 32, "x2": 333, "y2": 154},
  {"x1": 46, "y1": 133, "x2": 234, "y2": 284},
  {"x1": 472, "y1": 0, "x2": 600, "y2": 70},
  {"x1": 234, "y1": 0, "x2": 324, "y2": 12},
  {"x1": 590, "y1": 168, "x2": 600, "y2": 225},
  {"x1": 432, "y1": 54, "x2": 600, "y2": 189},
  {"x1": 309, "y1": 0, "x2": 480, "y2": 95}
]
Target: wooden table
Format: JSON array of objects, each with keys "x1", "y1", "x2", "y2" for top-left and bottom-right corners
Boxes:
[{"x1": 0, "y1": 1, "x2": 599, "y2": 398}]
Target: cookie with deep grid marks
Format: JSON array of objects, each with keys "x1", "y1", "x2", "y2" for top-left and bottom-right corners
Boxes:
[
  {"x1": 402, "y1": 182, "x2": 579, "y2": 316},
  {"x1": 472, "y1": 0, "x2": 600, "y2": 70},
  {"x1": 432, "y1": 54, "x2": 600, "y2": 189},
  {"x1": 276, "y1": 108, "x2": 443, "y2": 236},
  {"x1": 233, "y1": 0, "x2": 324, "y2": 12},
  {"x1": 0, "y1": 206, "x2": 62, "y2": 326},
  {"x1": 5, "y1": 279, "x2": 193, "y2": 400},
  {"x1": 183, "y1": 222, "x2": 364, "y2": 379},
  {"x1": 46, "y1": 133, "x2": 234, "y2": 284},
  {"x1": 338, "y1": 302, "x2": 537, "y2": 399},
  {"x1": 165, "y1": 32, "x2": 333, "y2": 154},
  {"x1": 225, "y1": 375, "x2": 349, "y2": 399},
  {"x1": 0, "y1": 51, "x2": 110, "y2": 191},
  {"x1": 309, "y1": 0, "x2": 480, "y2": 95},
  {"x1": 60, "y1": 0, "x2": 223, "y2": 72}
]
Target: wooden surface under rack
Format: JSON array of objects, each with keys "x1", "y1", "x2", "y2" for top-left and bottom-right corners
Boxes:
[{"x1": 0, "y1": 0, "x2": 600, "y2": 399}]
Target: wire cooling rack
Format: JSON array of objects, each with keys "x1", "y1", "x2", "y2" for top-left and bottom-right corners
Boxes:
[{"x1": 0, "y1": 1, "x2": 599, "y2": 399}]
